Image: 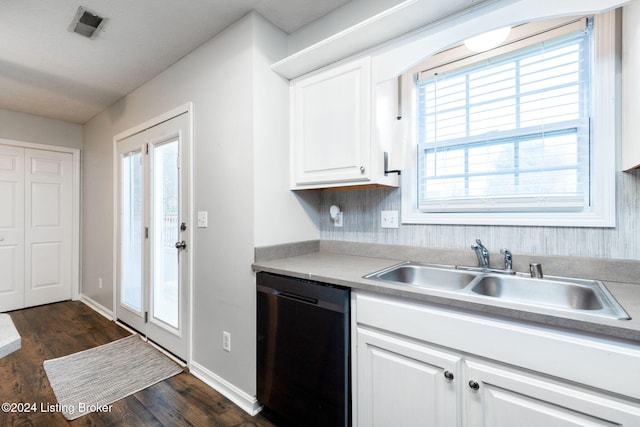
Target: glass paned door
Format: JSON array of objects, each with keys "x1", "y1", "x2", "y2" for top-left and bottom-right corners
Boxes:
[{"x1": 116, "y1": 111, "x2": 190, "y2": 361}]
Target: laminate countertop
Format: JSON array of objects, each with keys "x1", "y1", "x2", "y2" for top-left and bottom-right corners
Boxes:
[{"x1": 253, "y1": 245, "x2": 640, "y2": 343}]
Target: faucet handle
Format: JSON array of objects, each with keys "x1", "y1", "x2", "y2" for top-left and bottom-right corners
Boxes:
[
  {"x1": 530, "y1": 263, "x2": 543, "y2": 278},
  {"x1": 500, "y1": 248, "x2": 513, "y2": 271}
]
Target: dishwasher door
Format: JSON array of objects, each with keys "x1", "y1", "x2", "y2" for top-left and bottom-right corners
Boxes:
[{"x1": 257, "y1": 272, "x2": 351, "y2": 427}]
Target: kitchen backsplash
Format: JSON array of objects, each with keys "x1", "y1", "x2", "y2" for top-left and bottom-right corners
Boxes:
[{"x1": 320, "y1": 170, "x2": 640, "y2": 260}]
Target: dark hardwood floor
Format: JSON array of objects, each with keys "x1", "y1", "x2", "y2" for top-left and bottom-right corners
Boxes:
[{"x1": 0, "y1": 301, "x2": 276, "y2": 426}]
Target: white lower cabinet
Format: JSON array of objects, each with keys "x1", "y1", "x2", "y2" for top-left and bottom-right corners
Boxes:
[
  {"x1": 465, "y1": 360, "x2": 640, "y2": 427},
  {"x1": 353, "y1": 291, "x2": 640, "y2": 427},
  {"x1": 356, "y1": 327, "x2": 460, "y2": 427}
]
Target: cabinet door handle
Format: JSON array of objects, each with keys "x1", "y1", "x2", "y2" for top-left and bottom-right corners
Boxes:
[
  {"x1": 443, "y1": 371, "x2": 454, "y2": 381},
  {"x1": 360, "y1": 166, "x2": 365, "y2": 174},
  {"x1": 468, "y1": 380, "x2": 480, "y2": 391}
]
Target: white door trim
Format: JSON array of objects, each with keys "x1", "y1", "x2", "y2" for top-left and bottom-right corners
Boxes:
[
  {"x1": 0, "y1": 138, "x2": 80, "y2": 303},
  {"x1": 112, "y1": 102, "x2": 193, "y2": 365}
]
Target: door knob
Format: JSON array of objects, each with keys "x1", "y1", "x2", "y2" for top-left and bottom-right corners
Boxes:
[
  {"x1": 444, "y1": 371, "x2": 454, "y2": 380},
  {"x1": 175, "y1": 241, "x2": 187, "y2": 250},
  {"x1": 468, "y1": 380, "x2": 480, "y2": 391}
]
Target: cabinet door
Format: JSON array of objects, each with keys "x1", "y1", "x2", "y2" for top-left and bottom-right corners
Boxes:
[
  {"x1": 356, "y1": 327, "x2": 460, "y2": 427},
  {"x1": 465, "y1": 360, "x2": 640, "y2": 427},
  {"x1": 292, "y1": 57, "x2": 371, "y2": 187}
]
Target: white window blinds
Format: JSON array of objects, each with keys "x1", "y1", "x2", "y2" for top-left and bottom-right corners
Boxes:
[{"x1": 416, "y1": 20, "x2": 592, "y2": 213}]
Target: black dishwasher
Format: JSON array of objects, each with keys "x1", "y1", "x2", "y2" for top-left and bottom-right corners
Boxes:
[{"x1": 257, "y1": 272, "x2": 351, "y2": 427}]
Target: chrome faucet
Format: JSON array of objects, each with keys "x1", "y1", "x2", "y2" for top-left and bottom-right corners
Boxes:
[
  {"x1": 500, "y1": 248, "x2": 513, "y2": 272},
  {"x1": 471, "y1": 239, "x2": 490, "y2": 268}
]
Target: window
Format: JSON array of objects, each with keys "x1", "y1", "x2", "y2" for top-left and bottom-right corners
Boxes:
[{"x1": 402, "y1": 15, "x2": 616, "y2": 227}]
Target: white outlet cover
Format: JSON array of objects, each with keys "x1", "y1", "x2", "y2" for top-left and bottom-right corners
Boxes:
[
  {"x1": 334, "y1": 211, "x2": 343, "y2": 227},
  {"x1": 381, "y1": 210, "x2": 399, "y2": 229},
  {"x1": 223, "y1": 331, "x2": 231, "y2": 352}
]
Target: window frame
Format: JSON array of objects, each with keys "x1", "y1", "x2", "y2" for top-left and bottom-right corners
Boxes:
[{"x1": 401, "y1": 12, "x2": 617, "y2": 227}]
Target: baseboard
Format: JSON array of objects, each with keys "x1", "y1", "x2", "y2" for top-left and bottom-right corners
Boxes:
[
  {"x1": 79, "y1": 294, "x2": 114, "y2": 320},
  {"x1": 189, "y1": 360, "x2": 263, "y2": 416}
]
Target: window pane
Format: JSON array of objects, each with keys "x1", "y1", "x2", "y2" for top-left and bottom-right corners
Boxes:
[
  {"x1": 519, "y1": 169, "x2": 578, "y2": 194},
  {"x1": 425, "y1": 177, "x2": 466, "y2": 199},
  {"x1": 519, "y1": 134, "x2": 578, "y2": 170},
  {"x1": 425, "y1": 148, "x2": 465, "y2": 177},
  {"x1": 152, "y1": 140, "x2": 179, "y2": 329},
  {"x1": 520, "y1": 86, "x2": 580, "y2": 127},
  {"x1": 468, "y1": 174, "x2": 516, "y2": 197},
  {"x1": 469, "y1": 99, "x2": 516, "y2": 135},
  {"x1": 468, "y1": 144, "x2": 514, "y2": 173},
  {"x1": 121, "y1": 152, "x2": 142, "y2": 311}
]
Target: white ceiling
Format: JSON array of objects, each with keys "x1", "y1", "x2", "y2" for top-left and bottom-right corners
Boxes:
[{"x1": 0, "y1": 0, "x2": 352, "y2": 124}]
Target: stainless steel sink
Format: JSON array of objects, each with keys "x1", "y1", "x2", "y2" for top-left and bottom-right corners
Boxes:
[
  {"x1": 469, "y1": 275, "x2": 630, "y2": 319},
  {"x1": 364, "y1": 262, "x2": 630, "y2": 320},
  {"x1": 364, "y1": 262, "x2": 478, "y2": 290}
]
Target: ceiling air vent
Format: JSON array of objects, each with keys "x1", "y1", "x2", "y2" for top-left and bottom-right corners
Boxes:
[{"x1": 68, "y1": 6, "x2": 107, "y2": 39}]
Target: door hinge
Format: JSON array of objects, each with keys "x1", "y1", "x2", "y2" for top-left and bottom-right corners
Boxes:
[
  {"x1": 144, "y1": 311, "x2": 148, "y2": 323},
  {"x1": 146, "y1": 143, "x2": 149, "y2": 154},
  {"x1": 145, "y1": 227, "x2": 149, "y2": 239}
]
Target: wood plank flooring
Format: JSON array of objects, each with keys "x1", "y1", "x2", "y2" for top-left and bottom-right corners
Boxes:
[{"x1": 0, "y1": 301, "x2": 277, "y2": 427}]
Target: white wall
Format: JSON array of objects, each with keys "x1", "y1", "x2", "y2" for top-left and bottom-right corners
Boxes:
[
  {"x1": 253, "y1": 16, "x2": 320, "y2": 246},
  {"x1": 0, "y1": 108, "x2": 82, "y2": 149},
  {"x1": 82, "y1": 11, "x2": 319, "y2": 400}
]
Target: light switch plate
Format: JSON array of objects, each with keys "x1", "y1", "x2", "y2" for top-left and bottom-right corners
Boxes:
[
  {"x1": 381, "y1": 210, "x2": 399, "y2": 228},
  {"x1": 197, "y1": 211, "x2": 208, "y2": 228}
]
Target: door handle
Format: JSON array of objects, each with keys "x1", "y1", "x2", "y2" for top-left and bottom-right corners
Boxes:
[{"x1": 175, "y1": 241, "x2": 187, "y2": 250}]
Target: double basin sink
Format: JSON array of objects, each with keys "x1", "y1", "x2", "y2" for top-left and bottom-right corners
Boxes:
[{"x1": 364, "y1": 262, "x2": 630, "y2": 320}]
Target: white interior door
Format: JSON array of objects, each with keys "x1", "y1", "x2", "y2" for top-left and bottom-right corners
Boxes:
[
  {"x1": 24, "y1": 149, "x2": 73, "y2": 307},
  {"x1": 0, "y1": 146, "x2": 25, "y2": 312},
  {"x1": 116, "y1": 111, "x2": 190, "y2": 361}
]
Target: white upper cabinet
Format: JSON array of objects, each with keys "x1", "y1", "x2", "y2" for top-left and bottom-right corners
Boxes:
[{"x1": 290, "y1": 57, "x2": 399, "y2": 189}]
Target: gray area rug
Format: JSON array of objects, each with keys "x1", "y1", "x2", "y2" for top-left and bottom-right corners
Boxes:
[{"x1": 44, "y1": 335, "x2": 183, "y2": 420}]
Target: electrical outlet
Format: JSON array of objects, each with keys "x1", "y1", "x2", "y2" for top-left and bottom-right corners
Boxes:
[
  {"x1": 223, "y1": 331, "x2": 231, "y2": 352},
  {"x1": 381, "y1": 210, "x2": 399, "y2": 229},
  {"x1": 333, "y1": 211, "x2": 343, "y2": 227}
]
